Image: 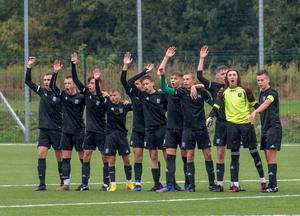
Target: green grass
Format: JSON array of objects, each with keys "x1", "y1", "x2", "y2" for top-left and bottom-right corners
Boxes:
[{"x1": 0, "y1": 144, "x2": 299, "y2": 215}]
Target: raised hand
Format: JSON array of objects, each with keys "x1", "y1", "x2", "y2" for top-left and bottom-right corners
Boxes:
[
  {"x1": 200, "y1": 45, "x2": 209, "y2": 59},
  {"x1": 71, "y1": 52, "x2": 78, "y2": 64},
  {"x1": 93, "y1": 68, "x2": 101, "y2": 80},
  {"x1": 165, "y1": 46, "x2": 176, "y2": 58},
  {"x1": 27, "y1": 56, "x2": 37, "y2": 68},
  {"x1": 145, "y1": 63, "x2": 154, "y2": 73},
  {"x1": 53, "y1": 59, "x2": 63, "y2": 73},
  {"x1": 124, "y1": 52, "x2": 133, "y2": 65}
]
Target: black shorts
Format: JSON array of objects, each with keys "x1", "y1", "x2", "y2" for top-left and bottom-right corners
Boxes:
[
  {"x1": 163, "y1": 128, "x2": 183, "y2": 149},
  {"x1": 83, "y1": 131, "x2": 106, "y2": 153},
  {"x1": 260, "y1": 127, "x2": 282, "y2": 151},
  {"x1": 130, "y1": 131, "x2": 145, "y2": 148},
  {"x1": 213, "y1": 120, "x2": 227, "y2": 147},
  {"x1": 144, "y1": 125, "x2": 166, "y2": 150},
  {"x1": 181, "y1": 127, "x2": 211, "y2": 150},
  {"x1": 226, "y1": 122, "x2": 257, "y2": 150},
  {"x1": 104, "y1": 131, "x2": 131, "y2": 156},
  {"x1": 38, "y1": 129, "x2": 61, "y2": 150},
  {"x1": 60, "y1": 131, "x2": 84, "y2": 152}
]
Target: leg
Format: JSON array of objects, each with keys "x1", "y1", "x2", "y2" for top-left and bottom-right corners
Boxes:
[
  {"x1": 37, "y1": 146, "x2": 48, "y2": 189},
  {"x1": 61, "y1": 150, "x2": 72, "y2": 189},
  {"x1": 186, "y1": 149, "x2": 195, "y2": 191},
  {"x1": 149, "y1": 149, "x2": 161, "y2": 190},
  {"x1": 101, "y1": 154, "x2": 110, "y2": 190},
  {"x1": 77, "y1": 150, "x2": 92, "y2": 190},
  {"x1": 230, "y1": 148, "x2": 240, "y2": 192},
  {"x1": 266, "y1": 149, "x2": 278, "y2": 191},
  {"x1": 249, "y1": 147, "x2": 266, "y2": 183},
  {"x1": 216, "y1": 146, "x2": 225, "y2": 188},
  {"x1": 180, "y1": 149, "x2": 189, "y2": 189},
  {"x1": 133, "y1": 147, "x2": 143, "y2": 186},
  {"x1": 202, "y1": 148, "x2": 216, "y2": 190},
  {"x1": 54, "y1": 149, "x2": 63, "y2": 186}
]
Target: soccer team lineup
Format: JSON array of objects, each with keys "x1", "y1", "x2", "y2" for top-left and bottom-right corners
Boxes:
[{"x1": 25, "y1": 45, "x2": 282, "y2": 194}]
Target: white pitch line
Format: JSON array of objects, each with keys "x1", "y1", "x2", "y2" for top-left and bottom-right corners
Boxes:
[
  {"x1": 1, "y1": 179, "x2": 300, "y2": 188},
  {"x1": 0, "y1": 143, "x2": 300, "y2": 147},
  {"x1": 0, "y1": 194, "x2": 299, "y2": 209}
]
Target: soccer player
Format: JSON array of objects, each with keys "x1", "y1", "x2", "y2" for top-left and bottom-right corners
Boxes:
[
  {"x1": 196, "y1": 45, "x2": 228, "y2": 192},
  {"x1": 128, "y1": 64, "x2": 167, "y2": 191},
  {"x1": 156, "y1": 47, "x2": 200, "y2": 192},
  {"x1": 210, "y1": 68, "x2": 266, "y2": 192},
  {"x1": 70, "y1": 53, "x2": 108, "y2": 191},
  {"x1": 25, "y1": 57, "x2": 63, "y2": 191},
  {"x1": 50, "y1": 56, "x2": 85, "y2": 191},
  {"x1": 96, "y1": 89, "x2": 134, "y2": 192},
  {"x1": 249, "y1": 70, "x2": 282, "y2": 192},
  {"x1": 159, "y1": 69, "x2": 216, "y2": 192},
  {"x1": 120, "y1": 52, "x2": 145, "y2": 191}
]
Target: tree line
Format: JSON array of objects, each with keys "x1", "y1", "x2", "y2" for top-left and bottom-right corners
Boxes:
[{"x1": 0, "y1": 0, "x2": 299, "y2": 67}]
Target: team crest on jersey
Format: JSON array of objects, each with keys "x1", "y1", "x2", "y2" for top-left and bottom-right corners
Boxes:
[
  {"x1": 111, "y1": 107, "x2": 114, "y2": 111},
  {"x1": 44, "y1": 93, "x2": 47, "y2": 97},
  {"x1": 105, "y1": 148, "x2": 109, "y2": 154},
  {"x1": 74, "y1": 99, "x2": 79, "y2": 104},
  {"x1": 96, "y1": 100, "x2": 100, "y2": 106},
  {"x1": 238, "y1": 93, "x2": 242, "y2": 97},
  {"x1": 197, "y1": 94, "x2": 202, "y2": 98},
  {"x1": 262, "y1": 96, "x2": 266, "y2": 101},
  {"x1": 182, "y1": 142, "x2": 186, "y2": 148},
  {"x1": 65, "y1": 96, "x2": 68, "y2": 100},
  {"x1": 146, "y1": 96, "x2": 149, "y2": 100},
  {"x1": 119, "y1": 107, "x2": 123, "y2": 113},
  {"x1": 89, "y1": 96, "x2": 92, "y2": 99},
  {"x1": 52, "y1": 96, "x2": 57, "y2": 102},
  {"x1": 156, "y1": 98, "x2": 160, "y2": 104}
]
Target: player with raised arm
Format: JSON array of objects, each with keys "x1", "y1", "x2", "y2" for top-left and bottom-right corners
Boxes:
[
  {"x1": 120, "y1": 52, "x2": 146, "y2": 191},
  {"x1": 96, "y1": 88, "x2": 134, "y2": 192},
  {"x1": 156, "y1": 47, "x2": 193, "y2": 192},
  {"x1": 249, "y1": 70, "x2": 282, "y2": 193},
  {"x1": 25, "y1": 57, "x2": 63, "y2": 191},
  {"x1": 70, "y1": 53, "x2": 108, "y2": 191},
  {"x1": 209, "y1": 68, "x2": 266, "y2": 192},
  {"x1": 50, "y1": 55, "x2": 85, "y2": 191},
  {"x1": 128, "y1": 64, "x2": 167, "y2": 191},
  {"x1": 197, "y1": 45, "x2": 228, "y2": 192},
  {"x1": 159, "y1": 67, "x2": 216, "y2": 192}
]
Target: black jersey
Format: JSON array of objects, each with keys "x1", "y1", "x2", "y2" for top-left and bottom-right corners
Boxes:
[
  {"x1": 128, "y1": 71, "x2": 168, "y2": 128},
  {"x1": 105, "y1": 100, "x2": 132, "y2": 133},
  {"x1": 166, "y1": 90, "x2": 183, "y2": 130},
  {"x1": 72, "y1": 63, "x2": 106, "y2": 133},
  {"x1": 197, "y1": 70, "x2": 226, "y2": 120},
  {"x1": 25, "y1": 68, "x2": 62, "y2": 130},
  {"x1": 259, "y1": 87, "x2": 282, "y2": 134},
  {"x1": 120, "y1": 70, "x2": 145, "y2": 133},
  {"x1": 50, "y1": 73, "x2": 85, "y2": 134},
  {"x1": 175, "y1": 87, "x2": 213, "y2": 130}
]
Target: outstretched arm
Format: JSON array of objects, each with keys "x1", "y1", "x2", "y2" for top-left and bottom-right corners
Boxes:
[
  {"x1": 196, "y1": 45, "x2": 211, "y2": 88},
  {"x1": 120, "y1": 52, "x2": 134, "y2": 96},
  {"x1": 160, "y1": 74, "x2": 175, "y2": 95},
  {"x1": 70, "y1": 52, "x2": 86, "y2": 93},
  {"x1": 49, "y1": 71, "x2": 60, "y2": 96},
  {"x1": 248, "y1": 96, "x2": 273, "y2": 123},
  {"x1": 25, "y1": 57, "x2": 40, "y2": 93}
]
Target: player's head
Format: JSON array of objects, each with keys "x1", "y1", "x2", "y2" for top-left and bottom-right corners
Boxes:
[
  {"x1": 64, "y1": 75, "x2": 76, "y2": 95},
  {"x1": 43, "y1": 72, "x2": 53, "y2": 91},
  {"x1": 225, "y1": 68, "x2": 241, "y2": 87},
  {"x1": 134, "y1": 79, "x2": 144, "y2": 91},
  {"x1": 256, "y1": 70, "x2": 270, "y2": 90},
  {"x1": 170, "y1": 72, "x2": 183, "y2": 88},
  {"x1": 141, "y1": 75, "x2": 155, "y2": 94},
  {"x1": 215, "y1": 65, "x2": 228, "y2": 84},
  {"x1": 87, "y1": 76, "x2": 96, "y2": 94},
  {"x1": 109, "y1": 89, "x2": 121, "y2": 104},
  {"x1": 182, "y1": 71, "x2": 196, "y2": 89}
]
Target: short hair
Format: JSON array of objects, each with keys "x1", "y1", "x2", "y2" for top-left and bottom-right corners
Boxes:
[
  {"x1": 44, "y1": 72, "x2": 53, "y2": 76},
  {"x1": 65, "y1": 75, "x2": 72, "y2": 79},
  {"x1": 256, "y1": 70, "x2": 269, "y2": 77},
  {"x1": 215, "y1": 65, "x2": 229, "y2": 74},
  {"x1": 183, "y1": 71, "x2": 195, "y2": 79},
  {"x1": 110, "y1": 89, "x2": 120, "y2": 94},
  {"x1": 87, "y1": 76, "x2": 94, "y2": 83},
  {"x1": 171, "y1": 72, "x2": 183, "y2": 78},
  {"x1": 141, "y1": 75, "x2": 153, "y2": 82}
]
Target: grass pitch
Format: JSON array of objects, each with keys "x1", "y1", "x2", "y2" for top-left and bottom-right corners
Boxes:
[{"x1": 0, "y1": 144, "x2": 299, "y2": 215}]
